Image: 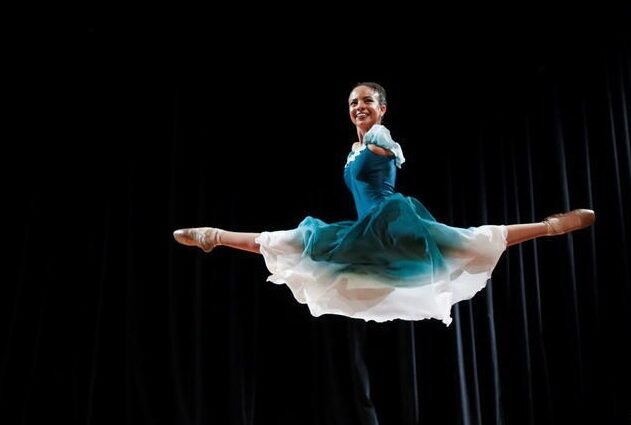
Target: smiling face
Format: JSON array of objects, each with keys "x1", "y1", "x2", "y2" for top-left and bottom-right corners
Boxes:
[{"x1": 348, "y1": 85, "x2": 387, "y2": 134}]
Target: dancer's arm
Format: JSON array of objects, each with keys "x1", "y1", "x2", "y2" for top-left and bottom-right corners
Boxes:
[{"x1": 363, "y1": 124, "x2": 406, "y2": 167}]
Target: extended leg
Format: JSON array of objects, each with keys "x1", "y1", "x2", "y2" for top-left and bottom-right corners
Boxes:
[
  {"x1": 505, "y1": 222, "x2": 549, "y2": 246},
  {"x1": 505, "y1": 209, "x2": 595, "y2": 247},
  {"x1": 173, "y1": 227, "x2": 261, "y2": 254}
]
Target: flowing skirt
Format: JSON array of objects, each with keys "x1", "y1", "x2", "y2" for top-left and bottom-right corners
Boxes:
[{"x1": 255, "y1": 194, "x2": 506, "y2": 325}]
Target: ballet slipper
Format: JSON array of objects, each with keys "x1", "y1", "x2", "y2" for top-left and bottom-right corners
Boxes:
[
  {"x1": 173, "y1": 227, "x2": 221, "y2": 252},
  {"x1": 543, "y1": 209, "x2": 596, "y2": 236}
]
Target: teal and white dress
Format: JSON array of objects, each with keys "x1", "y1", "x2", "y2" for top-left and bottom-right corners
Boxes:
[{"x1": 255, "y1": 125, "x2": 506, "y2": 325}]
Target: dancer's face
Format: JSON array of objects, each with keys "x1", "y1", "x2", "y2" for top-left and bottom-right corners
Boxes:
[{"x1": 348, "y1": 85, "x2": 387, "y2": 133}]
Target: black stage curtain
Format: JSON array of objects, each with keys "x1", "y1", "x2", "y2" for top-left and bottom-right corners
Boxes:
[{"x1": 2, "y1": 14, "x2": 630, "y2": 425}]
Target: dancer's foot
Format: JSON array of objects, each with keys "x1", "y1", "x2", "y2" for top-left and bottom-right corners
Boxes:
[
  {"x1": 543, "y1": 209, "x2": 596, "y2": 236},
  {"x1": 173, "y1": 227, "x2": 221, "y2": 252}
]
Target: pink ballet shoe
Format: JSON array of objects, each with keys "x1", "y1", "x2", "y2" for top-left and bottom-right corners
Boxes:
[
  {"x1": 173, "y1": 227, "x2": 221, "y2": 253},
  {"x1": 543, "y1": 209, "x2": 596, "y2": 236}
]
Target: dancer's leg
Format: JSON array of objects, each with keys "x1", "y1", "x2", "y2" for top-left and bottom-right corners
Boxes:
[
  {"x1": 505, "y1": 209, "x2": 595, "y2": 247},
  {"x1": 173, "y1": 227, "x2": 261, "y2": 254},
  {"x1": 505, "y1": 222, "x2": 549, "y2": 247},
  {"x1": 217, "y1": 230, "x2": 261, "y2": 254}
]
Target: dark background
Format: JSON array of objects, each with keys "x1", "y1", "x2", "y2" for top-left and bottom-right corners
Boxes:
[{"x1": 3, "y1": 8, "x2": 631, "y2": 425}]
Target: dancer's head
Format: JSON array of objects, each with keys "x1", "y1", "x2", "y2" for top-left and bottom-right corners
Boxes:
[{"x1": 348, "y1": 82, "x2": 387, "y2": 133}]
